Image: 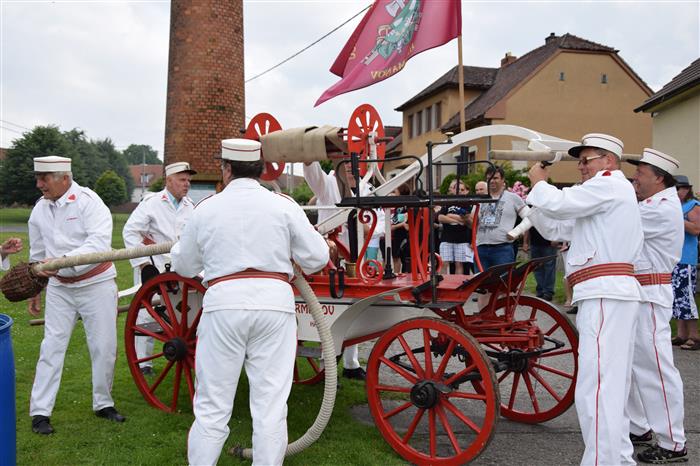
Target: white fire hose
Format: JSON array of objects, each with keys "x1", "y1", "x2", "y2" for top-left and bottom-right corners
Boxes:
[{"x1": 31, "y1": 243, "x2": 337, "y2": 460}]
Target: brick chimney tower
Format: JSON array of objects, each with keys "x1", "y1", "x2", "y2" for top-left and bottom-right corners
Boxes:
[{"x1": 164, "y1": 0, "x2": 245, "y2": 185}]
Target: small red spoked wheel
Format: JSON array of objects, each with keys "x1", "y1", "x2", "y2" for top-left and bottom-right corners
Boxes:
[
  {"x1": 347, "y1": 104, "x2": 385, "y2": 176},
  {"x1": 245, "y1": 113, "x2": 284, "y2": 181},
  {"x1": 366, "y1": 317, "x2": 499, "y2": 465},
  {"x1": 124, "y1": 272, "x2": 205, "y2": 413},
  {"x1": 484, "y1": 296, "x2": 578, "y2": 423},
  {"x1": 294, "y1": 340, "x2": 325, "y2": 385}
]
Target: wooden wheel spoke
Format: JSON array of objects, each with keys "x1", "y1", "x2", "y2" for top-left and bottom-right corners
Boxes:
[
  {"x1": 142, "y1": 302, "x2": 176, "y2": 339},
  {"x1": 136, "y1": 352, "x2": 165, "y2": 364},
  {"x1": 435, "y1": 339, "x2": 457, "y2": 378},
  {"x1": 306, "y1": 358, "x2": 320, "y2": 373},
  {"x1": 540, "y1": 348, "x2": 574, "y2": 358},
  {"x1": 376, "y1": 384, "x2": 411, "y2": 393},
  {"x1": 379, "y1": 356, "x2": 419, "y2": 384},
  {"x1": 171, "y1": 362, "x2": 183, "y2": 410},
  {"x1": 531, "y1": 362, "x2": 575, "y2": 379},
  {"x1": 544, "y1": 321, "x2": 560, "y2": 336},
  {"x1": 149, "y1": 360, "x2": 175, "y2": 394},
  {"x1": 528, "y1": 368, "x2": 563, "y2": 402},
  {"x1": 422, "y1": 329, "x2": 434, "y2": 377},
  {"x1": 529, "y1": 306, "x2": 537, "y2": 320},
  {"x1": 398, "y1": 334, "x2": 425, "y2": 379},
  {"x1": 402, "y1": 408, "x2": 425, "y2": 444},
  {"x1": 185, "y1": 307, "x2": 203, "y2": 340},
  {"x1": 184, "y1": 362, "x2": 195, "y2": 401},
  {"x1": 435, "y1": 403, "x2": 462, "y2": 455},
  {"x1": 158, "y1": 283, "x2": 180, "y2": 332},
  {"x1": 293, "y1": 364, "x2": 300, "y2": 381},
  {"x1": 508, "y1": 372, "x2": 521, "y2": 409},
  {"x1": 497, "y1": 369, "x2": 513, "y2": 383},
  {"x1": 442, "y1": 397, "x2": 482, "y2": 434},
  {"x1": 522, "y1": 372, "x2": 541, "y2": 413},
  {"x1": 444, "y1": 363, "x2": 476, "y2": 387},
  {"x1": 429, "y1": 409, "x2": 437, "y2": 458},
  {"x1": 447, "y1": 391, "x2": 487, "y2": 401},
  {"x1": 132, "y1": 325, "x2": 169, "y2": 342},
  {"x1": 382, "y1": 401, "x2": 413, "y2": 420}
]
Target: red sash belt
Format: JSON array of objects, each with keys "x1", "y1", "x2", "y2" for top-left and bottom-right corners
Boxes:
[
  {"x1": 635, "y1": 273, "x2": 672, "y2": 286},
  {"x1": 56, "y1": 261, "x2": 113, "y2": 284},
  {"x1": 208, "y1": 268, "x2": 290, "y2": 287},
  {"x1": 566, "y1": 263, "x2": 634, "y2": 287}
]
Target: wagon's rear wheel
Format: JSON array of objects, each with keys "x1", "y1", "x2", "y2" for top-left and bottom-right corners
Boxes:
[
  {"x1": 294, "y1": 340, "x2": 325, "y2": 385},
  {"x1": 485, "y1": 296, "x2": 578, "y2": 423},
  {"x1": 245, "y1": 113, "x2": 284, "y2": 181},
  {"x1": 366, "y1": 317, "x2": 499, "y2": 465},
  {"x1": 124, "y1": 272, "x2": 205, "y2": 413}
]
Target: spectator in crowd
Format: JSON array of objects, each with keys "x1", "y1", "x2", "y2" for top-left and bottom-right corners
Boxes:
[
  {"x1": 525, "y1": 226, "x2": 558, "y2": 301},
  {"x1": 384, "y1": 183, "x2": 411, "y2": 273},
  {"x1": 475, "y1": 166, "x2": 525, "y2": 271},
  {"x1": 475, "y1": 181, "x2": 488, "y2": 195},
  {"x1": 437, "y1": 178, "x2": 473, "y2": 274},
  {"x1": 672, "y1": 175, "x2": 700, "y2": 351}
]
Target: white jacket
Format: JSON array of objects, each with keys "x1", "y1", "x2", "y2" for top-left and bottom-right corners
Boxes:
[
  {"x1": 634, "y1": 187, "x2": 684, "y2": 307},
  {"x1": 171, "y1": 178, "x2": 329, "y2": 314},
  {"x1": 122, "y1": 188, "x2": 194, "y2": 272},
  {"x1": 28, "y1": 181, "x2": 116, "y2": 288},
  {"x1": 527, "y1": 170, "x2": 644, "y2": 304}
]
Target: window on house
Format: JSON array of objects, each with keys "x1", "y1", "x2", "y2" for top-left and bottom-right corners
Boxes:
[
  {"x1": 408, "y1": 114, "x2": 414, "y2": 139},
  {"x1": 424, "y1": 106, "x2": 432, "y2": 133},
  {"x1": 416, "y1": 110, "x2": 423, "y2": 135},
  {"x1": 434, "y1": 101, "x2": 442, "y2": 128},
  {"x1": 601, "y1": 74, "x2": 608, "y2": 84},
  {"x1": 559, "y1": 71, "x2": 565, "y2": 81}
]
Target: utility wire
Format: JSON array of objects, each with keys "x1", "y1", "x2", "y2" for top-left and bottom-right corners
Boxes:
[
  {"x1": 0, "y1": 125, "x2": 24, "y2": 134},
  {"x1": 245, "y1": 3, "x2": 371, "y2": 84},
  {"x1": 0, "y1": 119, "x2": 30, "y2": 130}
]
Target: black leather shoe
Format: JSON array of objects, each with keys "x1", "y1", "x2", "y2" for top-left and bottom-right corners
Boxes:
[
  {"x1": 566, "y1": 306, "x2": 578, "y2": 315},
  {"x1": 342, "y1": 367, "x2": 366, "y2": 380},
  {"x1": 32, "y1": 415, "x2": 54, "y2": 435},
  {"x1": 95, "y1": 406, "x2": 126, "y2": 423}
]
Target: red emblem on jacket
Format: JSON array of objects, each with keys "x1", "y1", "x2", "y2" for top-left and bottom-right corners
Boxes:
[
  {"x1": 67, "y1": 194, "x2": 77, "y2": 201},
  {"x1": 602, "y1": 171, "x2": 611, "y2": 176}
]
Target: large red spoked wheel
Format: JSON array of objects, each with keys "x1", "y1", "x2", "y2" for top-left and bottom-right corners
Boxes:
[
  {"x1": 294, "y1": 340, "x2": 325, "y2": 385},
  {"x1": 245, "y1": 113, "x2": 284, "y2": 181},
  {"x1": 124, "y1": 272, "x2": 205, "y2": 412},
  {"x1": 367, "y1": 317, "x2": 499, "y2": 465},
  {"x1": 347, "y1": 104, "x2": 385, "y2": 176},
  {"x1": 484, "y1": 296, "x2": 578, "y2": 423}
]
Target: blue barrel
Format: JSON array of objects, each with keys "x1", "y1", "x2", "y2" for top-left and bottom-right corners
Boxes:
[{"x1": 0, "y1": 314, "x2": 16, "y2": 466}]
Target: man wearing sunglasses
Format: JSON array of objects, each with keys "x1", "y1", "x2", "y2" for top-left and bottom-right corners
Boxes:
[{"x1": 525, "y1": 133, "x2": 645, "y2": 466}]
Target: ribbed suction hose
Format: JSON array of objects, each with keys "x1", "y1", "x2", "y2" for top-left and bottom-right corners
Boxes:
[{"x1": 229, "y1": 264, "x2": 337, "y2": 459}]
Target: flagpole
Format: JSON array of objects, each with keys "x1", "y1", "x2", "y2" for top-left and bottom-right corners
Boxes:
[{"x1": 457, "y1": 34, "x2": 466, "y2": 134}]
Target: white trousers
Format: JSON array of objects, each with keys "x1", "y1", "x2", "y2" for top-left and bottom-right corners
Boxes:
[
  {"x1": 132, "y1": 267, "x2": 155, "y2": 369},
  {"x1": 343, "y1": 344, "x2": 360, "y2": 370},
  {"x1": 188, "y1": 309, "x2": 296, "y2": 466},
  {"x1": 575, "y1": 298, "x2": 640, "y2": 466},
  {"x1": 627, "y1": 302, "x2": 686, "y2": 451},
  {"x1": 30, "y1": 279, "x2": 118, "y2": 415}
]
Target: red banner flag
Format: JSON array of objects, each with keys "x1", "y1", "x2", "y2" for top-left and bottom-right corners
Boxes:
[{"x1": 315, "y1": 0, "x2": 462, "y2": 106}]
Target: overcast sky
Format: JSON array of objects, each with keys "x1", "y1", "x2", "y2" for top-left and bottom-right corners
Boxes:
[{"x1": 1, "y1": 1, "x2": 698, "y2": 160}]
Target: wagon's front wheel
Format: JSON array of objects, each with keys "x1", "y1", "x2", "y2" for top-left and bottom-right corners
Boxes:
[
  {"x1": 366, "y1": 317, "x2": 499, "y2": 465},
  {"x1": 124, "y1": 272, "x2": 206, "y2": 413},
  {"x1": 486, "y1": 296, "x2": 578, "y2": 423}
]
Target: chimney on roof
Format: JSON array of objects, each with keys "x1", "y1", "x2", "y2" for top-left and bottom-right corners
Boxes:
[
  {"x1": 500, "y1": 52, "x2": 517, "y2": 67},
  {"x1": 545, "y1": 32, "x2": 558, "y2": 44}
]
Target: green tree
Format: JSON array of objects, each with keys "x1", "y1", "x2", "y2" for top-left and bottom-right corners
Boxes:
[
  {"x1": 149, "y1": 177, "x2": 165, "y2": 192},
  {"x1": 94, "y1": 170, "x2": 127, "y2": 207},
  {"x1": 0, "y1": 126, "x2": 77, "y2": 205},
  {"x1": 63, "y1": 129, "x2": 108, "y2": 188},
  {"x1": 290, "y1": 181, "x2": 313, "y2": 205},
  {"x1": 93, "y1": 138, "x2": 135, "y2": 199},
  {"x1": 123, "y1": 144, "x2": 160, "y2": 165}
]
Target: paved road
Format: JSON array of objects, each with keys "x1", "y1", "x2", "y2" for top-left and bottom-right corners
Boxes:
[{"x1": 351, "y1": 301, "x2": 700, "y2": 465}]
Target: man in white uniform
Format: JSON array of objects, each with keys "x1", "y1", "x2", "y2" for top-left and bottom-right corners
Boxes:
[
  {"x1": 303, "y1": 161, "x2": 370, "y2": 380},
  {"x1": 527, "y1": 134, "x2": 645, "y2": 466},
  {"x1": 123, "y1": 161, "x2": 196, "y2": 375},
  {"x1": 172, "y1": 139, "x2": 328, "y2": 466},
  {"x1": 626, "y1": 149, "x2": 688, "y2": 464},
  {"x1": 1, "y1": 237, "x2": 22, "y2": 270},
  {"x1": 27, "y1": 156, "x2": 124, "y2": 435}
]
